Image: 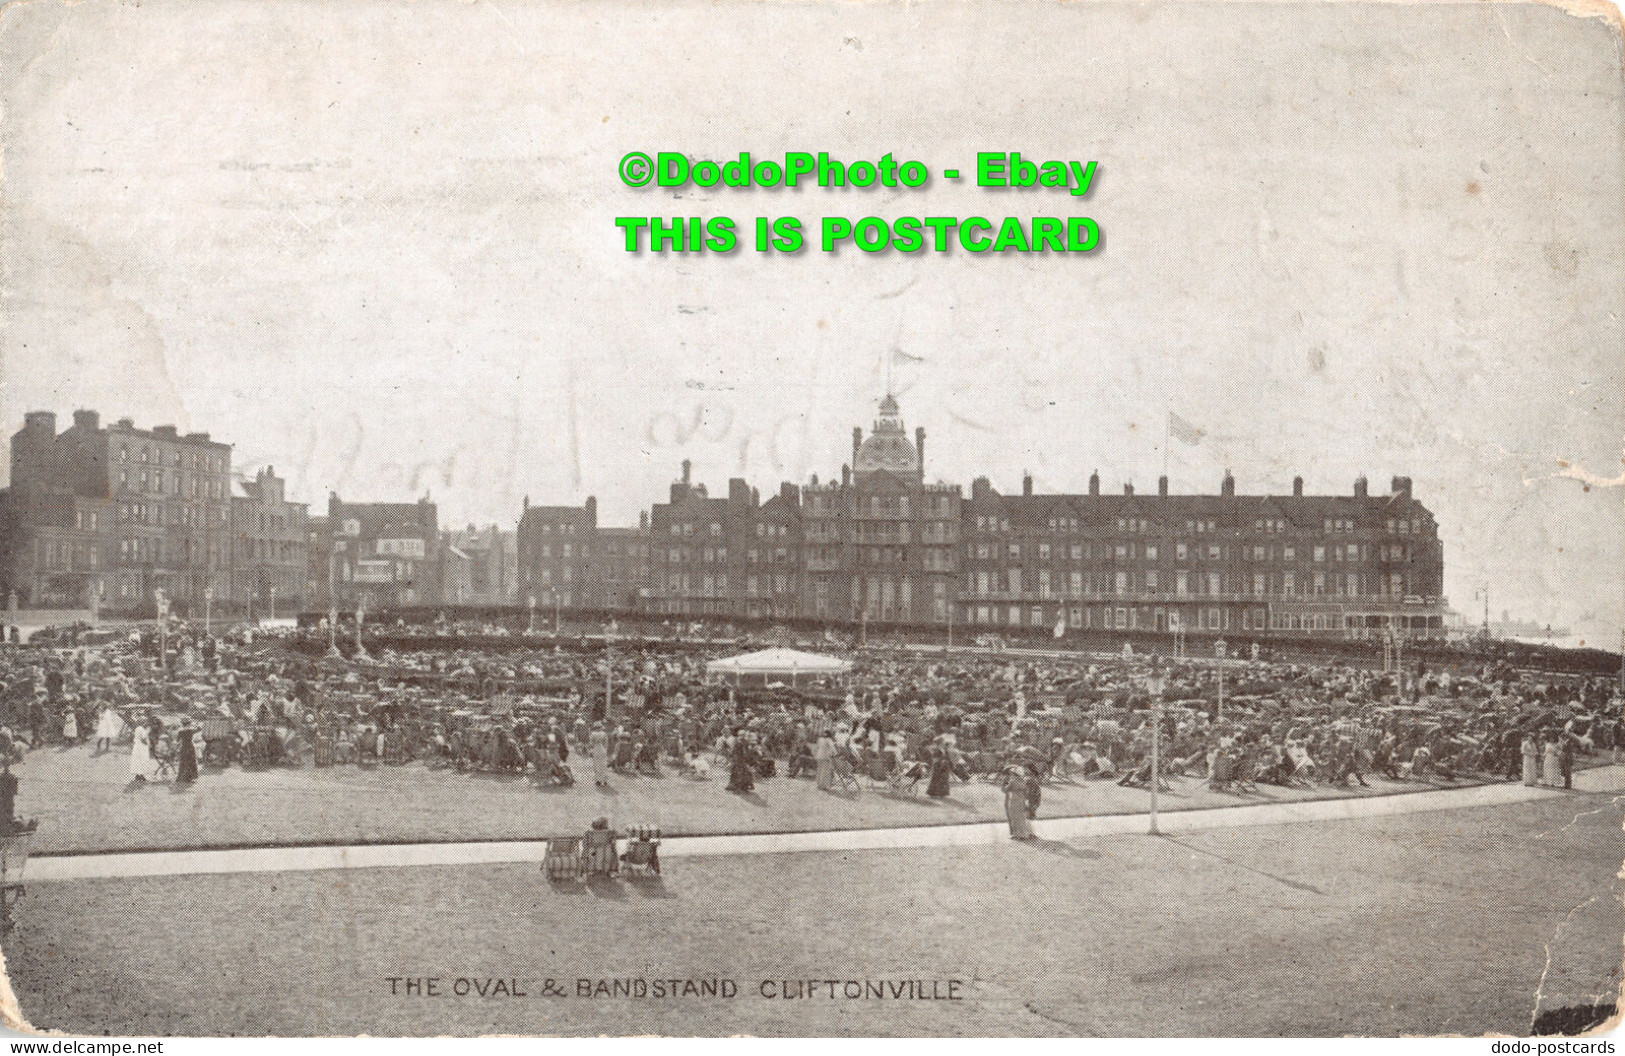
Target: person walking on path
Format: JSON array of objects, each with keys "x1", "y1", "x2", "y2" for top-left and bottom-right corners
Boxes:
[
  {"x1": 1521, "y1": 733, "x2": 1540, "y2": 787},
  {"x1": 95, "y1": 704, "x2": 121, "y2": 756},
  {"x1": 129, "y1": 719, "x2": 155, "y2": 782},
  {"x1": 589, "y1": 722, "x2": 609, "y2": 788},
  {"x1": 727, "y1": 732, "x2": 756, "y2": 794},
  {"x1": 175, "y1": 720, "x2": 199, "y2": 785},
  {"x1": 1002, "y1": 765, "x2": 1034, "y2": 840},
  {"x1": 927, "y1": 739, "x2": 952, "y2": 799}
]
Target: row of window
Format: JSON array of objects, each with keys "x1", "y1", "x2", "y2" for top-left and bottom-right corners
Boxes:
[
  {"x1": 962, "y1": 541, "x2": 1417, "y2": 564},
  {"x1": 118, "y1": 501, "x2": 228, "y2": 528},
  {"x1": 961, "y1": 568, "x2": 1411, "y2": 599},
  {"x1": 239, "y1": 539, "x2": 299, "y2": 563},
  {"x1": 117, "y1": 468, "x2": 226, "y2": 499},
  {"x1": 806, "y1": 494, "x2": 956, "y2": 517},
  {"x1": 117, "y1": 444, "x2": 225, "y2": 474}
]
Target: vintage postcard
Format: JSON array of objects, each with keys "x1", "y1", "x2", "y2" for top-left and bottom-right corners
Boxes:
[{"x1": 0, "y1": 0, "x2": 1621, "y2": 1039}]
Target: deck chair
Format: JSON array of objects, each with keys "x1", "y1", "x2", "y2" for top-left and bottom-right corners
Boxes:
[
  {"x1": 152, "y1": 735, "x2": 176, "y2": 781},
  {"x1": 832, "y1": 752, "x2": 861, "y2": 792},
  {"x1": 543, "y1": 836, "x2": 583, "y2": 881},
  {"x1": 888, "y1": 759, "x2": 927, "y2": 797}
]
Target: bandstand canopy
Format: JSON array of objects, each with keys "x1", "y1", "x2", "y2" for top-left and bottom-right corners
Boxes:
[{"x1": 705, "y1": 647, "x2": 852, "y2": 678}]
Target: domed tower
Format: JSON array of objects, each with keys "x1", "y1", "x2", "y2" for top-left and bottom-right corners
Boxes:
[{"x1": 853, "y1": 394, "x2": 921, "y2": 481}]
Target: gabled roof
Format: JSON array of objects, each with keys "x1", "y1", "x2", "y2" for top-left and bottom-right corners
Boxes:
[{"x1": 757, "y1": 493, "x2": 801, "y2": 520}]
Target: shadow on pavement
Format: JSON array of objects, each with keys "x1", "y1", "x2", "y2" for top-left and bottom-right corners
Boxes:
[{"x1": 1028, "y1": 838, "x2": 1101, "y2": 860}]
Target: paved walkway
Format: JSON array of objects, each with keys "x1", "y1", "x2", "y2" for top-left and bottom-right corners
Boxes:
[{"x1": 24, "y1": 766, "x2": 1620, "y2": 883}]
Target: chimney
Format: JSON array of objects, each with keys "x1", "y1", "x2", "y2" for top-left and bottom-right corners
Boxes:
[
  {"x1": 1391, "y1": 476, "x2": 1412, "y2": 499},
  {"x1": 681, "y1": 459, "x2": 691, "y2": 485},
  {"x1": 639, "y1": 510, "x2": 649, "y2": 531},
  {"x1": 916, "y1": 427, "x2": 926, "y2": 482},
  {"x1": 1293, "y1": 476, "x2": 1304, "y2": 497},
  {"x1": 810, "y1": 473, "x2": 819, "y2": 487},
  {"x1": 972, "y1": 476, "x2": 992, "y2": 502},
  {"x1": 153, "y1": 425, "x2": 178, "y2": 439},
  {"x1": 781, "y1": 482, "x2": 798, "y2": 505},
  {"x1": 842, "y1": 464, "x2": 851, "y2": 487},
  {"x1": 1022, "y1": 472, "x2": 1033, "y2": 497},
  {"x1": 1354, "y1": 475, "x2": 1368, "y2": 499},
  {"x1": 72, "y1": 409, "x2": 99, "y2": 431},
  {"x1": 751, "y1": 486, "x2": 760, "y2": 507},
  {"x1": 23, "y1": 411, "x2": 56, "y2": 434},
  {"x1": 585, "y1": 496, "x2": 597, "y2": 528},
  {"x1": 1158, "y1": 475, "x2": 1168, "y2": 497},
  {"x1": 853, "y1": 427, "x2": 863, "y2": 471},
  {"x1": 1124, "y1": 482, "x2": 1134, "y2": 496},
  {"x1": 1089, "y1": 470, "x2": 1100, "y2": 496},
  {"x1": 523, "y1": 495, "x2": 530, "y2": 511},
  {"x1": 1221, "y1": 471, "x2": 1235, "y2": 498}
]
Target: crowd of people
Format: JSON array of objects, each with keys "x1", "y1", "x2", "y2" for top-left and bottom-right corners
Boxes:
[{"x1": 0, "y1": 615, "x2": 1619, "y2": 840}]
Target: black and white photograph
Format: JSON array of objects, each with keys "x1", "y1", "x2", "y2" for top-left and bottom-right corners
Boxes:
[{"x1": 0, "y1": 0, "x2": 1621, "y2": 1038}]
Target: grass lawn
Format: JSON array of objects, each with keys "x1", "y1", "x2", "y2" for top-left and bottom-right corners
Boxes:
[{"x1": 4, "y1": 788, "x2": 1620, "y2": 1036}]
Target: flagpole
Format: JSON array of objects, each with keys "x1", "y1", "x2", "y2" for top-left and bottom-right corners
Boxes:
[{"x1": 1162, "y1": 412, "x2": 1170, "y2": 482}]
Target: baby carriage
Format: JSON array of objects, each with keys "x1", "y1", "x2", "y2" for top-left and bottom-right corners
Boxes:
[
  {"x1": 151, "y1": 733, "x2": 177, "y2": 781},
  {"x1": 200, "y1": 718, "x2": 238, "y2": 767},
  {"x1": 621, "y1": 825, "x2": 661, "y2": 877}
]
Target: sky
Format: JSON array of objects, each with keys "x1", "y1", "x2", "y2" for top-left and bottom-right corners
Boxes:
[{"x1": 1, "y1": 0, "x2": 1621, "y2": 645}]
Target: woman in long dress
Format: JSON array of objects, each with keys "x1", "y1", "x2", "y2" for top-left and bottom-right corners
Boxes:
[
  {"x1": 814, "y1": 732, "x2": 835, "y2": 791},
  {"x1": 589, "y1": 723, "x2": 609, "y2": 787},
  {"x1": 727, "y1": 735, "x2": 756, "y2": 794},
  {"x1": 129, "y1": 721, "x2": 154, "y2": 781},
  {"x1": 1003, "y1": 766, "x2": 1034, "y2": 840},
  {"x1": 1542, "y1": 734, "x2": 1562, "y2": 788},
  {"x1": 1521, "y1": 734, "x2": 1540, "y2": 786},
  {"x1": 926, "y1": 742, "x2": 952, "y2": 799},
  {"x1": 175, "y1": 723, "x2": 199, "y2": 784}
]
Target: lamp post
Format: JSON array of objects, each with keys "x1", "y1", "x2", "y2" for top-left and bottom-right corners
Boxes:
[
  {"x1": 327, "y1": 546, "x2": 341, "y2": 657},
  {"x1": 155, "y1": 589, "x2": 169, "y2": 674},
  {"x1": 527, "y1": 594, "x2": 537, "y2": 635},
  {"x1": 355, "y1": 602, "x2": 369, "y2": 661},
  {"x1": 269, "y1": 586, "x2": 276, "y2": 623},
  {"x1": 204, "y1": 586, "x2": 213, "y2": 638},
  {"x1": 1215, "y1": 637, "x2": 1226, "y2": 723},
  {"x1": 1147, "y1": 667, "x2": 1166, "y2": 836},
  {"x1": 604, "y1": 619, "x2": 615, "y2": 722},
  {"x1": 554, "y1": 590, "x2": 561, "y2": 635}
]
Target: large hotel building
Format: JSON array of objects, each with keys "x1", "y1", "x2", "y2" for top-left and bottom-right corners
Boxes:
[
  {"x1": 0, "y1": 398, "x2": 1447, "y2": 639},
  {"x1": 520, "y1": 395, "x2": 1448, "y2": 640}
]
